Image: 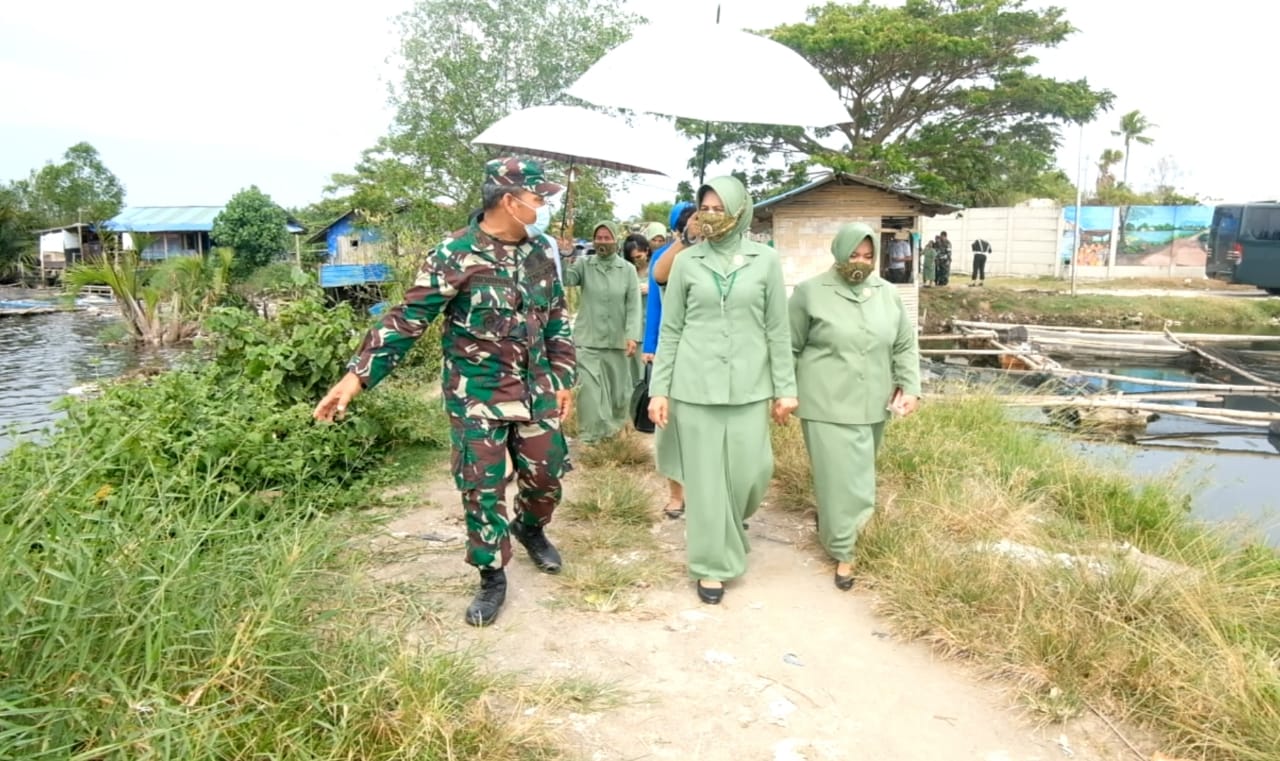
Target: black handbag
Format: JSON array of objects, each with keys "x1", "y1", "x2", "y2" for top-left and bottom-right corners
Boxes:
[{"x1": 631, "y1": 362, "x2": 656, "y2": 434}]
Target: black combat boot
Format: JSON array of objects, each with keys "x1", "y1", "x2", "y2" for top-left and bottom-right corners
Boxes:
[
  {"x1": 464, "y1": 568, "x2": 507, "y2": 627},
  {"x1": 509, "y1": 519, "x2": 562, "y2": 574}
]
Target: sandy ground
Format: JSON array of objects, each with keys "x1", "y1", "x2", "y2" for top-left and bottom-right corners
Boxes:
[
  {"x1": 362, "y1": 452, "x2": 1153, "y2": 761},
  {"x1": 1135, "y1": 237, "x2": 1209, "y2": 268}
]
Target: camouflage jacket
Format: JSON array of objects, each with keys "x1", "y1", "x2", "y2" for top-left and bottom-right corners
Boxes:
[{"x1": 347, "y1": 220, "x2": 577, "y2": 421}]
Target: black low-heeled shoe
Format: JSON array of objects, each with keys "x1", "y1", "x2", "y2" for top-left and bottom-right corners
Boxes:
[
  {"x1": 834, "y1": 570, "x2": 855, "y2": 591},
  {"x1": 696, "y1": 581, "x2": 724, "y2": 605}
]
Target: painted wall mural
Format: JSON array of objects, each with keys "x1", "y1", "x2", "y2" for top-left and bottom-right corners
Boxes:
[{"x1": 1061, "y1": 205, "x2": 1213, "y2": 267}]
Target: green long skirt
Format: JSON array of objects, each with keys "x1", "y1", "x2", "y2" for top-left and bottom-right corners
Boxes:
[
  {"x1": 670, "y1": 399, "x2": 772, "y2": 581},
  {"x1": 576, "y1": 347, "x2": 631, "y2": 443},
  {"x1": 801, "y1": 419, "x2": 885, "y2": 563},
  {"x1": 654, "y1": 421, "x2": 682, "y2": 482}
]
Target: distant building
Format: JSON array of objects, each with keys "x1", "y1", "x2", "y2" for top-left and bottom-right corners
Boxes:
[
  {"x1": 102, "y1": 206, "x2": 305, "y2": 261},
  {"x1": 35, "y1": 222, "x2": 100, "y2": 280},
  {"x1": 306, "y1": 209, "x2": 394, "y2": 288}
]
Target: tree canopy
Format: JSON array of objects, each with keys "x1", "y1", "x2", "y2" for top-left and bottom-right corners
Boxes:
[
  {"x1": 19, "y1": 142, "x2": 126, "y2": 225},
  {"x1": 212, "y1": 186, "x2": 290, "y2": 278},
  {"x1": 689, "y1": 0, "x2": 1113, "y2": 207},
  {"x1": 328, "y1": 0, "x2": 634, "y2": 238}
]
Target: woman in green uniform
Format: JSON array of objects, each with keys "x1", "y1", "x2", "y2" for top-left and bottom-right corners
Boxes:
[
  {"x1": 788, "y1": 222, "x2": 921, "y2": 590},
  {"x1": 563, "y1": 221, "x2": 642, "y2": 443},
  {"x1": 648, "y1": 176, "x2": 798, "y2": 605}
]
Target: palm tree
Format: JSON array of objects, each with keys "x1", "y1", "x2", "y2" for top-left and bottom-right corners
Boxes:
[
  {"x1": 1095, "y1": 149, "x2": 1123, "y2": 194},
  {"x1": 65, "y1": 233, "x2": 233, "y2": 345},
  {"x1": 1111, "y1": 110, "x2": 1156, "y2": 187}
]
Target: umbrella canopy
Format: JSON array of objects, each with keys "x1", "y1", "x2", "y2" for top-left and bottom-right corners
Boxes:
[
  {"x1": 470, "y1": 104, "x2": 682, "y2": 175},
  {"x1": 566, "y1": 24, "x2": 850, "y2": 128}
]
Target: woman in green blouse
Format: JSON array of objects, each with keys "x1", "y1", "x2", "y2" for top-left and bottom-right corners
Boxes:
[
  {"x1": 788, "y1": 222, "x2": 921, "y2": 591},
  {"x1": 563, "y1": 221, "x2": 642, "y2": 443},
  {"x1": 648, "y1": 176, "x2": 798, "y2": 605}
]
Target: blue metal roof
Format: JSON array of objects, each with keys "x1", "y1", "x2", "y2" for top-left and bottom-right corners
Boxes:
[{"x1": 103, "y1": 206, "x2": 306, "y2": 234}]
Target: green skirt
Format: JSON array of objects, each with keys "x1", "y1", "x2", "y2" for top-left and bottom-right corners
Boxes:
[
  {"x1": 577, "y1": 347, "x2": 632, "y2": 443},
  {"x1": 801, "y1": 419, "x2": 885, "y2": 563},
  {"x1": 670, "y1": 399, "x2": 772, "y2": 580}
]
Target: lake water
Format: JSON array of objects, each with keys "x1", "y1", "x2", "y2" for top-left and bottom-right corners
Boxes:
[
  {"x1": 0, "y1": 295, "x2": 162, "y2": 455},
  {"x1": 1045, "y1": 351, "x2": 1280, "y2": 546}
]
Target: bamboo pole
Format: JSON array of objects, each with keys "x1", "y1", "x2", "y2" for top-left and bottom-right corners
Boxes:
[
  {"x1": 999, "y1": 397, "x2": 1280, "y2": 427},
  {"x1": 942, "y1": 391, "x2": 1226, "y2": 404},
  {"x1": 921, "y1": 349, "x2": 1023, "y2": 356},
  {"x1": 1163, "y1": 328, "x2": 1280, "y2": 389},
  {"x1": 1042, "y1": 367, "x2": 1278, "y2": 394},
  {"x1": 952, "y1": 318, "x2": 1280, "y2": 344}
]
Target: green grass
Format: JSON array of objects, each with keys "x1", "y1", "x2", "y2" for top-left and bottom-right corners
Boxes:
[
  {"x1": 554, "y1": 465, "x2": 676, "y2": 613},
  {"x1": 922, "y1": 285, "x2": 1280, "y2": 332},
  {"x1": 771, "y1": 398, "x2": 1280, "y2": 760},
  {"x1": 0, "y1": 297, "x2": 576, "y2": 759}
]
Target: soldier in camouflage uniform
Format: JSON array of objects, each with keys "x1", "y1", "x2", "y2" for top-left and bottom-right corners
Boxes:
[{"x1": 314, "y1": 157, "x2": 576, "y2": 627}]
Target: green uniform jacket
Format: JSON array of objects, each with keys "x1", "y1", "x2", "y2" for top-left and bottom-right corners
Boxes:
[
  {"x1": 562, "y1": 254, "x2": 641, "y2": 349},
  {"x1": 788, "y1": 271, "x2": 921, "y2": 425},
  {"x1": 347, "y1": 218, "x2": 576, "y2": 422},
  {"x1": 650, "y1": 244, "x2": 796, "y2": 405}
]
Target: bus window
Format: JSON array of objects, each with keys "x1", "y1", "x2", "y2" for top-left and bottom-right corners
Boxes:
[{"x1": 1242, "y1": 206, "x2": 1280, "y2": 241}]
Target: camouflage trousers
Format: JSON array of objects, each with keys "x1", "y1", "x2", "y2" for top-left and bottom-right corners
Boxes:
[{"x1": 449, "y1": 415, "x2": 572, "y2": 570}]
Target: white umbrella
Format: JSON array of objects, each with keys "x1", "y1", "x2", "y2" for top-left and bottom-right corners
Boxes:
[
  {"x1": 471, "y1": 104, "x2": 686, "y2": 236},
  {"x1": 565, "y1": 23, "x2": 850, "y2": 128},
  {"x1": 471, "y1": 104, "x2": 683, "y2": 176}
]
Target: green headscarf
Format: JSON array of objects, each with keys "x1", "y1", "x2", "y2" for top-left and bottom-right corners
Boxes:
[
  {"x1": 694, "y1": 176, "x2": 754, "y2": 257},
  {"x1": 830, "y1": 222, "x2": 881, "y2": 286},
  {"x1": 592, "y1": 220, "x2": 622, "y2": 257},
  {"x1": 641, "y1": 222, "x2": 667, "y2": 242}
]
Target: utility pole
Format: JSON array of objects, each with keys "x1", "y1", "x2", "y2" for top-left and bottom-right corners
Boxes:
[{"x1": 1071, "y1": 122, "x2": 1085, "y2": 297}]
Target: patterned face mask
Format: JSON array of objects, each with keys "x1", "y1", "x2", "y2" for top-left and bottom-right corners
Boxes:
[
  {"x1": 835, "y1": 260, "x2": 875, "y2": 283},
  {"x1": 594, "y1": 242, "x2": 617, "y2": 257},
  {"x1": 694, "y1": 211, "x2": 738, "y2": 242}
]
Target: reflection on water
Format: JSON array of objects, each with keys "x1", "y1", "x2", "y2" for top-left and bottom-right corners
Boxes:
[
  {"x1": 0, "y1": 307, "x2": 155, "y2": 454},
  {"x1": 1055, "y1": 355, "x2": 1280, "y2": 546}
]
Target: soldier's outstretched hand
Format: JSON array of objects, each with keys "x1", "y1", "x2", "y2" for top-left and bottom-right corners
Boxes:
[{"x1": 314, "y1": 372, "x2": 363, "y2": 422}]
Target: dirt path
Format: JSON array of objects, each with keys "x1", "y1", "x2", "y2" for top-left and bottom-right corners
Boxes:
[
  {"x1": 364, "y1": 453, "x2": 1147, "y2": 761},
  {"x1": 1136, "y1": 236, "x2": 1207, "y2": 267}
]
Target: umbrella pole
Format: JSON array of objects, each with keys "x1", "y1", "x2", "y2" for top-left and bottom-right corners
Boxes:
[
  {"x1": 698, "y1": 121, "x2": 711, "y2": 185},
  {"x1": 560, "y1": 161, "x2": 577, "y2": 240},
  {"x1": 697, "y1": 5, "x2": 722, "y2": 187}
]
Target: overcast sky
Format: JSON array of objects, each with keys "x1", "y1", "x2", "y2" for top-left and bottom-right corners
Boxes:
[{"x1": 1, "y1": 0, "x2": 1272, "y2": 221}]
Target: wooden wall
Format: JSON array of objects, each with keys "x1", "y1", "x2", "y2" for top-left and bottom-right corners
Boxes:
[{"x1": 761, "y1": 183, "x2": 924, "y2": 329}]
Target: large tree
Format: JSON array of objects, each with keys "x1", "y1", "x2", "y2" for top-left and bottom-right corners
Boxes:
[
  {"x1": 691, "y1": 0, "x2": 1113, "y2": 207},
  {"x1": 212, "y1": 186, "x2": 290, "y2": 278},
  {"x1": 329, "y1": 0, "x2": 635, "y2": 238},
  {"x1": 23, "y1": 142, "x2": 125, "y2": 225}
]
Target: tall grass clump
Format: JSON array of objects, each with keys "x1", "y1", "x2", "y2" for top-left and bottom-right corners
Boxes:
[
  {"x1": 0, "y1": 295, "x2": 559, "y2": 759},
  {"x1": 555, "y1": 462, "x2": 674, "y2": 612},
  {"x1": 772, "y1": 397, "x2": 1280, "y2": 760}
]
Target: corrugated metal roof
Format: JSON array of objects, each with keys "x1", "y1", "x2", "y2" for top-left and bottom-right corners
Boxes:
[
  {"x1": 754, "y1": 172, "x2": 961, "y2": 217},
  {"x1": 103, "y1": 206, "x2": 306, "y2": 234}
]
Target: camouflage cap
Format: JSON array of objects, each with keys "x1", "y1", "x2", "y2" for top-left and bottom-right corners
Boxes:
[{"x1": 484, "y1": 157, "x2": 564, "y2": 197}]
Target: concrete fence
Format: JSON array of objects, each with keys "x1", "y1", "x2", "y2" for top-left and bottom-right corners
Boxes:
[{"x1": 920, "y1": 202, "x2": 1213, "y2": 280}]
